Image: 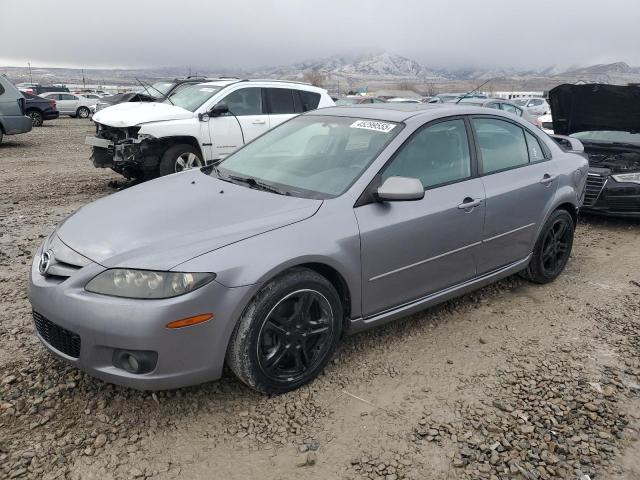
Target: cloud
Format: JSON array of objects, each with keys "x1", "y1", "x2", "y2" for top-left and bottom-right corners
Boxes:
[{"x1": 1, "y1": 0, "x2": 638, "y2": 70}]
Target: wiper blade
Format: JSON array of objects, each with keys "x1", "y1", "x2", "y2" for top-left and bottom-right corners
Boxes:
[{"x1": 227, "y1": 174, "x2": 289, "y2": 195}]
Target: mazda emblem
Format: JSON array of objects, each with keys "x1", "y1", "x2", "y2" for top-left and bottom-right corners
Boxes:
[{"x1": 38, "y1": 250, "x2": 52, "y2": 275}]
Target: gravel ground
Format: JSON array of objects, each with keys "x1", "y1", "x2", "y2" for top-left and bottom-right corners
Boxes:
[{"x1": 1, "y1": 118, "x2": 639, "y2": 480}]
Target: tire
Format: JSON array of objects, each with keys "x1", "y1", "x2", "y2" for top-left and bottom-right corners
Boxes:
[
  {"x1": 76, "y1": 107, "x2": 90, "y2": 119},
  {"x1": 27, "y1": 110, "x2": 43, "y2": 127},
  {"x1": 158, "y1": 144, "x2": 203, "y2": 176},
  {"x1": 521, "y1": 209, "x2": 574, "y2": 284},
  {"x1": 226, "y1": 267, "x2": 343, "y2": 394}
]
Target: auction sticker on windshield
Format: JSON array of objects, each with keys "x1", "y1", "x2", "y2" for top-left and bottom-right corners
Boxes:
[{"x1": 350, "y1": 120, "x2": 396, "y2": 133}]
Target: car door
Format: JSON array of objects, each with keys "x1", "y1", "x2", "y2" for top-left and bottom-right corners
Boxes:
[
  {"x1": 209, "y1": 87, "x2": 268, "y2": 159},
  {"x1": 355, "y1": 117, "x2": 485, "y2": 316},
  {"x1": 471, "y1": 117, "x2": 558, "y2": 274},
  {"x1": 266, "y1": 88, "x2": 301, "y2": 129},
  {"x1": 56, "y1": 94, "x2": 78, "y2": 114}
]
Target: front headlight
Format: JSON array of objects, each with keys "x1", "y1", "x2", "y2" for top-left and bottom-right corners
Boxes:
[
  {"x1": 85, "y1": 269, "x2": 216, "y2": 299},
  {"x1": 612, "y1": 172, "x2": 640, "y2": 184}
]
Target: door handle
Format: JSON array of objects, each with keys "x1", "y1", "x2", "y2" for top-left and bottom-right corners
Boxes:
[
  {"x1": 252, "y1": 119, "x2": 266, "y2": 125},
  {"x1": 539, "y1": 173, "x2": 557, "y2": 186},
  {"x1": 457, "y1": 197, "x2": 482, "y2": 210}
]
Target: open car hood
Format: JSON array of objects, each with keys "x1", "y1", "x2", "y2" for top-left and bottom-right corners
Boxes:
[
  {"x1": 100, "y1": 92, "x2": 157, "y2": 106},
  {"x1": 550, "y1": 83, "x2": 640, "y2": 136}
]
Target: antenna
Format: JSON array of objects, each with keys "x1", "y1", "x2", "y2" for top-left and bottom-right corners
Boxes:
[
  {"x1": 135, "y1": 77, "x2": 174, "y2": 105},
  {"x1": 456, "y1": 78, "x2": 494, "y2": 104}
]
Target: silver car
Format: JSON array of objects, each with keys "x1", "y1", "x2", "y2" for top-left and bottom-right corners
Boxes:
[{"x1": 29, "y1": 104, "x2": 588, "y2": 393}]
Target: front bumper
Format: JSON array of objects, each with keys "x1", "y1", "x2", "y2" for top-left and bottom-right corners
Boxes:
[
  {"x1": 28, "y1": 242, "x2": 253, "y2": 390},
  {"x1": 582, "y1": 170, "x2": 640, "y2": 217}
]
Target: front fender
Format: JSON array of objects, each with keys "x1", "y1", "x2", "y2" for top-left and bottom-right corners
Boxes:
[{"x1": 175, "y1": 203, "x2": 363, "y2": 318}]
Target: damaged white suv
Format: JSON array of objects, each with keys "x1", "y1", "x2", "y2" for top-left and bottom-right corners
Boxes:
[{"x1": 86, "y1": 79, "x2": 334, "y2": 179}]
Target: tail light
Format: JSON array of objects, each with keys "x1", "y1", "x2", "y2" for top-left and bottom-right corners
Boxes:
[{"x1": 48, "y1": 100, "x2": 56, "y2": 109}]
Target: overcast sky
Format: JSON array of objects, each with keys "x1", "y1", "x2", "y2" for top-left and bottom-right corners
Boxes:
[{"x1": 1, "y1": 0, "x2": 639, "y2": 71}]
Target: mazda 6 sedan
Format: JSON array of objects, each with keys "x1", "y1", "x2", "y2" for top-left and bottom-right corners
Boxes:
[{"x1": 29, "y1": 104, "x2": 589, "y2": 393}]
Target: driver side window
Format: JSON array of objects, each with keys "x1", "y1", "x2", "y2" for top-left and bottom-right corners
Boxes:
[
  {"x1": 221, "y1": 87, "x2": 263, "y2": 116},
  {"x1": 382, "y1": 119, "x2": 472, "y2": 189}
]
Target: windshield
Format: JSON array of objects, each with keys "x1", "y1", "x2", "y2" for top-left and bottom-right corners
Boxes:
[
  {"x1": 163, "y1": 84, "x2": 222, "y2": 112},
  {"x1": 146, "y1": 81, "x2": 175, "y2": 98},
  {"x1": 335, "y1": 97, "x2": 360, "y2": 105},
  {"x1": 571, "y1": 130, "x2": 640, "y2": 144},
  {"x1": 215, "y1": 115, "x2": 402, "y2": 199}
]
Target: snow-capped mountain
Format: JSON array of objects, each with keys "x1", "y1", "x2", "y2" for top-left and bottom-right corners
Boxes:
[{"x1": 260, "y1": 52, "x2": 446, "y2": 80}]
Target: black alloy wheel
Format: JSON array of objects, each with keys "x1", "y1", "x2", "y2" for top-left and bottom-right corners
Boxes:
[
  {"x1": 257, "y1": 289, "x2": 333, "y2": 383},
  {"x1": 521, "y1": 209, "x2": 574, "y2": 284}
]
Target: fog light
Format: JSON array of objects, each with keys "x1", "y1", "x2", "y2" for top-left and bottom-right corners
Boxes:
[{"x1": 112, "y1": 349, "x2": 158, "y2": 374}]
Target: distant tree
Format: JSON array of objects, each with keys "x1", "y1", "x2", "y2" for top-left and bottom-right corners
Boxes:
[
  {"x1": 396, "y1": 79, "x2": 417, "y2": 91},
  {"x1": 303, "y1": 69, "x2": 326, "y2": 87}
]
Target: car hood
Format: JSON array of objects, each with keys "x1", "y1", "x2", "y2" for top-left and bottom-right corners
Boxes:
[
  {"x1": 56, "y1": 170, "x2": 322, "y2": 271},
  {"x1": 92, "y1": 101, "x2": 193, "y2": 127},
  {"x1": 549, "y1": 83, "x2": 640, "y2": 136}
]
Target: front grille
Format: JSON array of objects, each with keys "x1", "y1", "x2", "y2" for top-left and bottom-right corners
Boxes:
[
  {"x1": 33, "y1": 311, "x2": 81, "y2": 358},
  {"x1": 584, "y1": 174, "x2": 607, "y2": 206},
  {"x1": 604, "y1": 197, "x2": 640, "y2": 212}
]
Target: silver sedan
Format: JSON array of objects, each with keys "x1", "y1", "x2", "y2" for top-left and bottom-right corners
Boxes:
[{"x1": 29, "y1": 104, "x2": 588, "y2": 393}]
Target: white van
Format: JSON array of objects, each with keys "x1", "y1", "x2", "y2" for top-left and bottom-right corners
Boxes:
[{"x1": 86, "y1": 79, "x2": 334, "y2": 179}]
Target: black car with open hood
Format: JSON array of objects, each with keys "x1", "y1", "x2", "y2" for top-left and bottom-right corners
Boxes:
[{"x1": 550, "y1": 83, "x2": 640, "y2": 217}]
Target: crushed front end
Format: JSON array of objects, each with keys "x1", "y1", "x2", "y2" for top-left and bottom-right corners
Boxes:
[
  {"x1": 86, "y1": 123, "x2": 162, "y2": 179},
  {"x1": 582, "y1": 144, "x2": 640, "y2": 217}
]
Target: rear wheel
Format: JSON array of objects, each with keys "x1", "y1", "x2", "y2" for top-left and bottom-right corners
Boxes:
[
  {"x1": 521, "y1": 209, "x2": 574, "y2": 284},
  {"x1": 27, "y1": 110, "x2": 43, "y2": 127},
  {"x1": 227, "y1": 268, "x2": 343, "y2": 393},
  {"x1": 76, "y1": 107, "x2": 90, "y2": 118},
  {"x1": 158, "y1": 144, "x2": 203, "y2": 176}
]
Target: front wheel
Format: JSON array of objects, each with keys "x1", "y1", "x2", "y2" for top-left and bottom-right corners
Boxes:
[
  {"x1": 28, "y1": 110, "x2": 43, "y2": 127},
  {"x1": 521, "y1": 209, "x2": 574, "y2": 284},
  {"x1": 158, "y1": 144, "x2": 203, "y2": 176},
  {"x1": 226, "y1": 268, "x2": 343, "y2": 394},
  {"x1": 76, "y1": 107, "x2": 90, "y2": 119}
]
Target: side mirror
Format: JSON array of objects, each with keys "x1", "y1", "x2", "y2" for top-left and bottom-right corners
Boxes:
[
  {"x1": 209, "y1": 102, "x2": 229, "y2": 117},
  {"x1": 377, "y1": 176, "x2": 425, "y2": 202}
]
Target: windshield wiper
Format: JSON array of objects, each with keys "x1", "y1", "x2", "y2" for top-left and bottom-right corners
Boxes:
[{"x1": 225, "y1": 173, "x2": 290, "y2": 196}]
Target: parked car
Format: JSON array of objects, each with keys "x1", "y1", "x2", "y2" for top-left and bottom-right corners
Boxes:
[
  {"x1": 22, "y1": 92, "x2": 59, "y2": 127},
  {"x1": 38, "y1": 92, "x2": 97, "y2": 118},
  {"x1": 539, "y1": 113, "x2": 554, "y2": 134},
  {"x1": 427, "y1": 93, "x2": 464, "y2": 103},
  {"x1": 550, "y1": 83, "x2": 640, "y2": 217},
  {"x1": 86, "y1": 79, "x2": 334, "y2": 179},
  {"x1": 0, "y1": 76, "x2": 32, "y2": 144},
  {"x1": 335, "y1": 96, "x2": 386, "y2": 105},
  {"x1": 30, "y1": 103, "x2": 588, "y2": 393},
  {"x1": 387, "y1": 97, "x2": 422, "y2": 103},
  {"x1": 94, "y1": 77, "x2": 211, "y2": 113},
  {"x1": 512, "y1": 97, "x2": 550, "y2": 116},
  {"x1": 456, "y1": 98, "x2": 542, "y2": 128}
]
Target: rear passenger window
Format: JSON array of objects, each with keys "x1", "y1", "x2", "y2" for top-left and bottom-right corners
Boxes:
[
  {"x1": 298, "y1": 90, "x2": 321, "y2": 111},
  {"x1": 267, "y1": 88, "x2": 296, "y2": 114},
  {"x1": 525, "y1": 131, "x2": 545, "y2": 162},
  {"x1": 473, "y1": 118, "x2": 529, "y2": 174},
  {"x1": 382, "y1": 119, "x2": 471, "y2": 189}
]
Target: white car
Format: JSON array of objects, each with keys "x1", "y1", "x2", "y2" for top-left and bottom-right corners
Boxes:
[
  {"x1": 39, "y1": 92, "x2": 97, "y2": 118},
  {"x1": 539, "y1": 113, "x2": 554, "y2": 134},
  {"x1": 87, "y1": 79, "x2": 334, "y2": 179},
  {"x1": 511, "y1": 97, "x2": 550, "y2": 116}
]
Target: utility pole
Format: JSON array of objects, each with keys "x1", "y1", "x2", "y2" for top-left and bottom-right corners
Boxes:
[
  {"x1": 28, "y1": 61, "x2": 33, "y2": 84},
  {"x1": 82, "y1": 68, "x2": 86, "y2": 89}
]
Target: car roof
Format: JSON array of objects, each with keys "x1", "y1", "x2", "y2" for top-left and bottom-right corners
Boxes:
[{"x1": 307, "y1": 103, "x2": 505, "y2": 122}]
